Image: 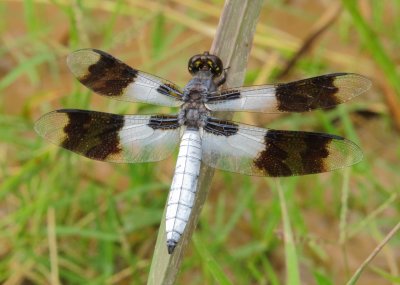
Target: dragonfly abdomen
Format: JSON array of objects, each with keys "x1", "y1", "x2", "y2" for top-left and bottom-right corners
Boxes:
[{"x1": 166, "y1": 130, "x2": 202, "y2": 254}]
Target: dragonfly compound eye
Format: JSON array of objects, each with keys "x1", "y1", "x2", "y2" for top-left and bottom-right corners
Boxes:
[{"x1": 188, "y1": 52, "x2": 224, "y2": 77}]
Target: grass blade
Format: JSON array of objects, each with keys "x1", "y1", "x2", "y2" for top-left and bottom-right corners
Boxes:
[
  {"x1": 0, "y1": 53, "x2": 50, "y2": 90},
  {"x1": 346, "y1": 221, "x2": 400, "y2": 285},
  {"x1": 193, "y1": 234, "x2": 232, "y2": 285},
  {"x1": 276, "y1": 179, "x2": 301, "y2": 285}
]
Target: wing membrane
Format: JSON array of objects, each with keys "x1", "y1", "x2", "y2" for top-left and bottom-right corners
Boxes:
[
  {"x1": 35, "y1": 109, "x2": 181, "y2": 163},
  {"x1": 201, "y1": 119, "x2": 363, "y2": 177},
  {"x1": 67, "y1": 49, "x2": 183, "y2": 107},
  {"x1": 206, "y1": 73, "x2": 371, "y2": 113}
]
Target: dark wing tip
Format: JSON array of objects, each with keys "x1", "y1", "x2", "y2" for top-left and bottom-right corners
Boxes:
[
  {"x1": 332, "y1": 73, "x2": 372, "y2": 98},
  {"x1": 66, "y1": 49, "x2": 102, "y2": 78},
  {"x1": 341, "y1": 137, "x2": 364, "y2": 166},
  {"x1": 34, "y1": 110, "x2": 67, "y2": 139}
]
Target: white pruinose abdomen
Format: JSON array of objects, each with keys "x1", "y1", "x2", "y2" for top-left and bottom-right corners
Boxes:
[{"x1": 166, "y1": 129, "x2": 202, "y2": 254}]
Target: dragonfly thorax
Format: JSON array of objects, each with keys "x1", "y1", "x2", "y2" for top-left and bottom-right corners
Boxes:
[
  {"x1": 179, "y1": 101, "x2": 209, "y2": 129},
  {"x1": 179, "y1": 70, "x2": 217, "y2": 129}
]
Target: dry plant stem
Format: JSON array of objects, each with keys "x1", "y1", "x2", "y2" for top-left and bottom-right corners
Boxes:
[
  {"x1": 346, "y1": 221, "x2": 400, "y2": 285},
  {"x1": 148, "y1": 1, "x2": 264, "y2": 284},
  {"x1": 277, "y1": 2, "x2": 341, "y2": 78},
  {"x1": 47, "y1": 208, "x2": 60, "y2": 285},
  {"x1": 339, "y1": 168, "x2": 351, "y2": 277},
  {"x1": 380, "y1": 76, "x2": 400, "y2": 131}
]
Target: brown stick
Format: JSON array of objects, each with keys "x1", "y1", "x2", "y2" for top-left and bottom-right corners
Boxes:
[
  {"x1": 277, "y1": 2, "x2": 342, "y2": 79},
  {"x1": 147, "y1": 1, "x2": 264, "y2": 284}
]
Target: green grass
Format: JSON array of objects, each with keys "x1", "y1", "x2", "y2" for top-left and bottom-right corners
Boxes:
[{"x1": 1, "y1": 1, "x2": 400, "y2": 284}]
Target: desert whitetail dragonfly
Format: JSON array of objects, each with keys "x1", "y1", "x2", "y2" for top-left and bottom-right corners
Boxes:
[{"x1": 35, "y1": 49, "x2": 371, "y2": 254}]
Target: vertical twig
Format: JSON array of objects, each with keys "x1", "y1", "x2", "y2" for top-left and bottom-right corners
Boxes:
[
  {"x1": 339, "y1": 168, "x2": 351, "y2": 277},
  {"x1": 47, "y1": 207, "x2": 60, "y2": 285},
  {"x1": 148, "y1": 1, "x2": 264, "y2": 284}
]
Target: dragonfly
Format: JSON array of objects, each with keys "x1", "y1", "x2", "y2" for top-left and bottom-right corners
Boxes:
[{"x1": 35, "y1": 49, "x2": 371, "y2": 254}]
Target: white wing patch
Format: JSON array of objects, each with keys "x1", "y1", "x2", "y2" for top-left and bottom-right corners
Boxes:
[
  {"x1": 206, "y1": 86, "x2": 278, "y2": 112},
  {"x1": 201, "y1": 124, "x2": 267, "y2": 176},
  {"x1": 118, "y1": 116, "x2": 182, "y2": 162}
]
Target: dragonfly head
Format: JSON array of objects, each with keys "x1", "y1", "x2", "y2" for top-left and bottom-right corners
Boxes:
[{"x1": 188, "y1": 51, "x2": 223, "y2": 77}]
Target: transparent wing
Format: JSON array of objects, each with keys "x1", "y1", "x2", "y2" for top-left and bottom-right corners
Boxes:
[
  {"x1": 35, "y1": 109, "x2": 182, "y2": 163},
  {"x1": 67, "y1": 49, "x2": 183, "y2": 107},
  {"x1": 201, "y1": 119, "x2": 363, "y2": 177},
  {"x1": 206, "y1": 73, "x2": 371, "y2": 113}
]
